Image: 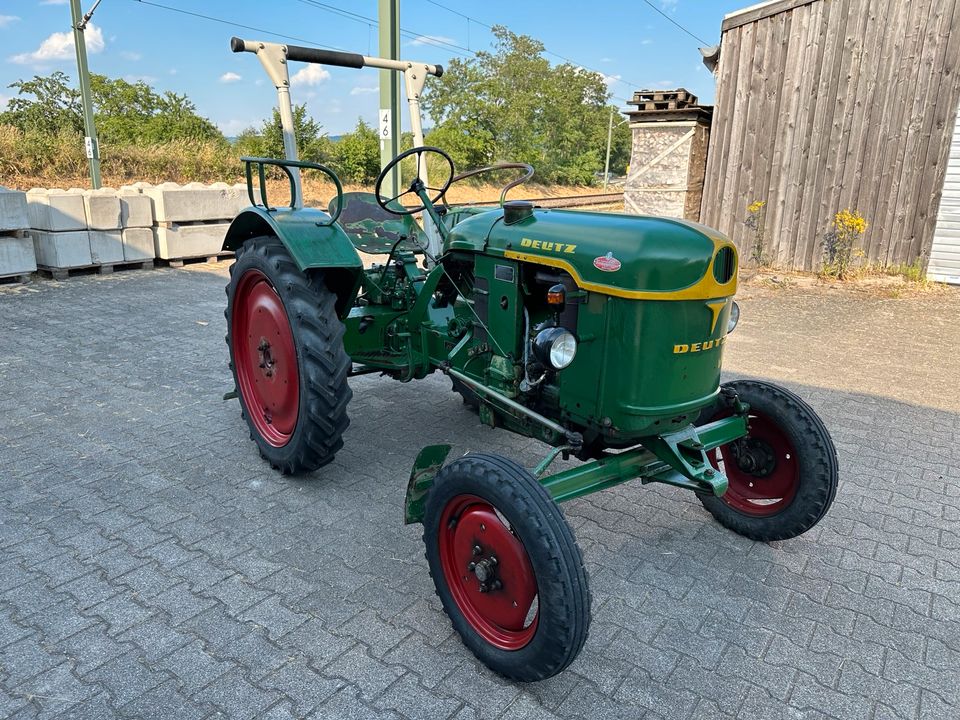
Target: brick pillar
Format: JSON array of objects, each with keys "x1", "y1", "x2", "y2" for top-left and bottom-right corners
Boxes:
[{"x1": 623, "y1": 89, "x2": 712, "y2": 221}]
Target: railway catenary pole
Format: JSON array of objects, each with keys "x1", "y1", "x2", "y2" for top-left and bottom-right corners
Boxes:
[
  {"x1": 70, "y1": 0, "x2": 103, "y2": 189},
  {"x1": 378, "y1": 0, "x2": 401, "y2": 199}
]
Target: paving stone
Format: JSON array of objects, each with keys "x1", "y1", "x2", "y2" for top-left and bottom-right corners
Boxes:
[
  {"x1": 321, "y1": 644, "x2": 405, "y2": 701},
  {"x1": 259, "y1": 659, "x2": 342, "y2": 716},
  {"x1": 200, "y1": 667, "x2": 280, "y2": 720}
]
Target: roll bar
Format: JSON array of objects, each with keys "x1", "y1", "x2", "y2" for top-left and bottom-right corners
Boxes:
[
  {"x1": 230, "y1": 37, "x2": 443, "y2": 77},
  {"x1": 229, "y1": 36, "x2": 444, "y2": 258}
]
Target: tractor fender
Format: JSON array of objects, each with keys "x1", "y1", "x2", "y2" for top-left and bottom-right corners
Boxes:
[
  {"x1": 404, "y1": 444, "x2": 453, "y2": 524},
  {"x1": 223, "y1": 206, "x2": 363, "y2": 317}
]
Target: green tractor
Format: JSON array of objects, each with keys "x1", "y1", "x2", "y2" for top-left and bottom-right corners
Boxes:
[{"x1": 223, "y1": 38, "x2": 839, "y2": 681}]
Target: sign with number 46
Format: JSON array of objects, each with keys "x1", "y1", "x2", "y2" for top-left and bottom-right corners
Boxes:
[{"x1": 379, "y1": 109, "x2": 392, "y2": 140}]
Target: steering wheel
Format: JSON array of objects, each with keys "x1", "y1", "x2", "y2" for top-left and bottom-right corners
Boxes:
[
  {"x1": 450, "y1": 163, "x2": 534, "y2": 206},
  {"x1": 374, "y1": 145, "x2": 455, "y2": 216}
]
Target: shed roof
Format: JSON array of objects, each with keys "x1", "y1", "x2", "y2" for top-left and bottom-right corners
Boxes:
[{"x1": 722, "y1": 0, "x2": 819, "y2": 32}]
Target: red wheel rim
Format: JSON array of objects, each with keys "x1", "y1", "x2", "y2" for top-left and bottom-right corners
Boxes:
[
  {"x1": 231, "y1": 269, "x2": 300, "y2": 447},
  {"x1": 438, "y1": 494, "x2": 538, "y2": 650},
  {"x1": 708, "y1": 409, "x2": 799, "y2": 517}
]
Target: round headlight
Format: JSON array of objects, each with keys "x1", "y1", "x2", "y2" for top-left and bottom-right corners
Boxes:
[
  {"x1": 533, "y1": 327, "x2": 578, "y2": 370},
  {"x1": 727, "y1": 300, "x2": 741, "y2": 333}
]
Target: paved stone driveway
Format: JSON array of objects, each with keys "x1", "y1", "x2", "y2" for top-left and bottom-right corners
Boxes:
[{"x1": 0, "y1": 265, "x2": 957, "y2": 720}]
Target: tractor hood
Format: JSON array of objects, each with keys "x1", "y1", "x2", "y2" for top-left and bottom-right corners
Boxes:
[{"x1": 449, "y1": 207, "x2": 736, "y2": 299}]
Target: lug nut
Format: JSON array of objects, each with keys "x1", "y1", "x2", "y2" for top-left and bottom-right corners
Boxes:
[{"x1": 472, "y1": 545, "x2": 482, "y2": 556}]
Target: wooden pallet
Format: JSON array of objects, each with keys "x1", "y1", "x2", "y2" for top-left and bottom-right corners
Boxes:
[
  {"x1": 155, "y1": 252, "x2": 234, "y2": 269},
  {"x1": 630, "y1": 88, "x2": 697, "y2": 111},
  {"x1": 38, "y1": 259, "x2": 154, "y2": 280},
  {"x1": 0, "y1": 272, "x2": 31, "y2": 285}
]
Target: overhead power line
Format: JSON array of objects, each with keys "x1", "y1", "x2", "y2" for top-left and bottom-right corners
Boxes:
[
  {"x1": 295, "y1": 0, "x2": 476, "y2": 58},
  {"x1": 419, "y1": 0, "x2": 641, "y2": 101},
  {"x1": 130, "y1": 0, "x2": 347, "y2": 51},
  {"x1": 640, "y1": 0, "x2": 711, "y2": 46}
]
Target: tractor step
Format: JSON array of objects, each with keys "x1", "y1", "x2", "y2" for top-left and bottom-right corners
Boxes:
[{"x1": 37, "y1": 260, "x2": 155, "y2": 281}]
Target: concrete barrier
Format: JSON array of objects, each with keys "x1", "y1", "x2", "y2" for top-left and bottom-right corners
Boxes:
[
  {"x1": 88, "y1": 230, "x2": 125, "y2": 265},
  {"x1": 0, "y1": 186, "x2": 29, "y2": 232},
  {"x1": 118, "y1": 190, "x2": 153, "y2": 228},
  {"x1": 83, "y1": 189, "x2": 122, "y2": 230},
  {"x1": 154, "y1": 222, "x2": 231, "y2": 259},
  {"x1": 145, "y1": 182, "x2": 247, "y2": 223},
  {"x1": 26, "y1": 189, "x2": 88, "y2": 232},
  {"x1": 121, "y1": 228, "x2": 155, "y2": 261},
  {"x1": 30, "y1": 230, "x2": 93, "y2": 268}
]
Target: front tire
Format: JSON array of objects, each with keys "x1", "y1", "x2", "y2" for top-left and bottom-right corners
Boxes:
[
  {"x1": 698, "y1": 380, "x2": 838, "y2": 541},
  {"x1": 423, "y1": 453, "x2": 590, "y2": 681},
  {"x1": 225, "y1": 235, "x2": 351, "y2": 474}
]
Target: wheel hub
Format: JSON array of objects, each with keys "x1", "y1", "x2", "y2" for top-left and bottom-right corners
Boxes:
[
  {"x1": 257, "y1": 338, "x2": 276, "y2": 377},
  {"x1": 467, "y1": 550, "x2": 501, "y2": 592},
  {"x1": 438, "y1": 495, "x2": 538, "y2": 650},
  {"x1": 730, "y1": 437, "x2": 777, "y2": 476}
]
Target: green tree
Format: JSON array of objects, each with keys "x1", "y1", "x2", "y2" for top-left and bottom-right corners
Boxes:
[
  {"x1": 90, "y1": 75, "x2": 223, "y2": 144},
  {"x1": 422, "y1": 26, "x2": 630, "y2": 184},
  {"x1": 1, "y1": 71, "x2": 224, "y2": 144},
  {"x1": 331, "y1": 118, "x2": 380, "y2": 183},
  {"x1": 0, "y1": 71, "x2": 82, "y2": 135},
  {"x1": 235, "y1": 103, "x2": 331, "y2": 163}
]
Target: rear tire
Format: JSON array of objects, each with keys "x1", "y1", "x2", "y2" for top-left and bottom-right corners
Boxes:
[
  {"x1": 225, "y1": 235, "x2": 351, "y2": 474},
  {"x1": 697, "y1": 380, "x2": 838, "y2": 541},
  {"x1": 423, "y1": 453, "x2": 590, "y2": 681}
]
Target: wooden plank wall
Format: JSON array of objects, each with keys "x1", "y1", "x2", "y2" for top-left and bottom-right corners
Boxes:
[{"x1": 700, "y1": 0, "x2": 960, "y2": 270}]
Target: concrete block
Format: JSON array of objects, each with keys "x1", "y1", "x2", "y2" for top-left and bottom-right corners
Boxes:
[
  {"x1": 26, "y1": 189, "x2": 88, "y2": 232},
  {"x1": 0, "y1": 186, "x2": 29, "y2": 232},
  {"x1": 30, "y1": 230, "x2": 92, "y2": 268},
  {"x1": 83, "y1": 189, "x2": 122, "y2": 230},
  {"x1": 118, "y1": 190, "x2": 153, "y2": 228},
  {"x1": 145, "y1": 182, "x2": 247, "y2": 223},
  {"x1": 0, "y1": 235, "x2": 37, "y2": 276},
  {"x1": 88, "y1": 230, "x2": 124, "y2": 264},
  {"x1": 121, "y1": 228, "x2": 154, "y2": 261},
  {"x1": 153, "y1": 223, "x2": 229, "y2": 259}
]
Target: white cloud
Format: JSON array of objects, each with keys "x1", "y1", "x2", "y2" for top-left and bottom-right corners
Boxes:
[
  {"x1": 290, "y1": 64, "x2": 330, "y2": 86},
  {"x1": 124, "y1": 74, "x2": 157, "y2": 84},
  {"x1": 218, "y1": 118, "x2": 258, "y2": 136},
  {"x1": 0, "y1": 94, "x2": 9, "y2": 110},
  {"x1": 600, "y1": 57, "x2": 614, "y2": 63},
  {"x1": 651, "y1": 79, "x2": 676, "y2": 88},
  {"x1": 220, "y1": 71, "x2": 243, "y2": 83},
  {"x1": 120, "y1": 51, "x2": 142, "y2": 61},
  {"x1": 0, "y1": 15, "x2": 20, "y2": 28},
  {"x1": 659, "y1": 0, "x2": 679, "y2": 10},
  {"x1": 40, "y1": 0, "x2": 69, "y2": 5},
  {"x1": 602, "y1": 73, "x2": 622, "y2": 88},
  {"x1": 10, "y1": 23, "x2": 104, "y2": 64},
  {"x1": 409, "y1": 34, "x2": 455, "y2": 48},
  {"x1": 641, "y1": 39, "x2": 653, "y2": 46},
  {"x1": 350, "y1": 86, "x2": 378, "y2": 95}
]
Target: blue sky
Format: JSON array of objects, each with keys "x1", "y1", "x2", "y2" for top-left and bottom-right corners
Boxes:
[{"x1": 0, "y1": 0, "x2": 749, "y2": 136}]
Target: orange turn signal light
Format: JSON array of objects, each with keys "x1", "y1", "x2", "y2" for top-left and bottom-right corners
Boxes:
[{"x1": 546, "y1": 283, "x2": 566, "y2": 306}]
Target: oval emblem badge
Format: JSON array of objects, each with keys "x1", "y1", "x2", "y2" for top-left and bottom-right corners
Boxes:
[{"x1": 593, "y1": 252, "x2": 621, "y2": 272}]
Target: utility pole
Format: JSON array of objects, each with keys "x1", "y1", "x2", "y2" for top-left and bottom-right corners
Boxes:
[
  {"x1": 378, "y1": 0, "x2": 401, "y2": 198},
  {"x1": 603, "y1": 107, "x2": 628, "y2": 191},
  {"x1": 70, "y1": 0, "x2": 102, "y2": 188}
]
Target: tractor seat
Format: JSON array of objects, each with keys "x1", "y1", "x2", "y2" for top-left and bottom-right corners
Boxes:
[{"x1": 329, "y1": 192, "x2": 424, "y2": 255}]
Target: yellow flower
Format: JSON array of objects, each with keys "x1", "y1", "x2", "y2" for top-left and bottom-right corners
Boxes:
[
  {"x1": 747, "y1": 200, "x2": 766, "y2": 214},
  {"x1": 835, "y1": 209, "x2": 867, "y2": 235}
]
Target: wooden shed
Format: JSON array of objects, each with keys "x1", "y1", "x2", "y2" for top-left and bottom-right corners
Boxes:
[{"x1": 700, "y1": 0, "x2": 960, "y2": 272}]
